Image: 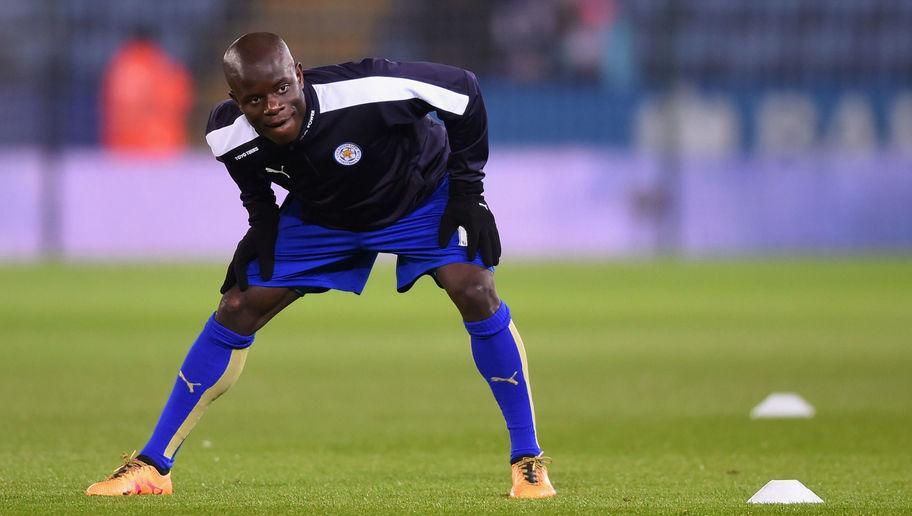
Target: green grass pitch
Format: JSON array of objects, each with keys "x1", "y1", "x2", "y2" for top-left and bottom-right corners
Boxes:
[{"x1": 1, "y1": 259, "x2": 910, "y2": 514}]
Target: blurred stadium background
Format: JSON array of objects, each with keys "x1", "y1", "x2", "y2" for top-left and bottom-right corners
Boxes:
[{"x1": 2, "y1": 0, "x2": 911, "y2": 260}]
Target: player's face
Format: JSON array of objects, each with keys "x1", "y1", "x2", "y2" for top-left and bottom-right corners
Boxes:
[{"x1": 231, "y1": 61, "x2": 306, "y2": 146}]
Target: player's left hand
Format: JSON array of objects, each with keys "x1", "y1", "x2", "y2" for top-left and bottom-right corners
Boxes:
[{"x1": 438, "y1": 188, "x2": 501, "y2": 267}]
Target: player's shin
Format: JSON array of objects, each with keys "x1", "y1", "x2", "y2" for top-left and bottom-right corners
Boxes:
[
  {"x1": 137, "y1": 314, "x2": 254, "y2": 472},
  {"x1": 464, "y1": 302, "x2": 542, "y2": 462}
]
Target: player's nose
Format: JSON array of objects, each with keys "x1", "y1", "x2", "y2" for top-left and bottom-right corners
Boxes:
[{"x1": 264, "y1": 94, "x2": 283, "y2": 114}]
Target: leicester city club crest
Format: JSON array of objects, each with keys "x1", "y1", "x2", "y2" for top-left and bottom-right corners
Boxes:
[{"x1": 333, "y1": 142, "x2": 362, "y2": 166}]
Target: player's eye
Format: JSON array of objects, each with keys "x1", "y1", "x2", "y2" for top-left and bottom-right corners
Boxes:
[
  {"x1": 248, "y1": 96, "x2": 261, "y2": 105},
  {"x1": 277, "y1": 84, "x2": 289, "y2": 94}
]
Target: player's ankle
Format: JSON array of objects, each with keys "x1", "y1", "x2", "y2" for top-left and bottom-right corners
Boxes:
[
  {"x1": 136, "y1": 454, "x2": 170, "y2": 476},
  {"x1": 510, "y1": 453, "x2": 539, "y2": 465}
]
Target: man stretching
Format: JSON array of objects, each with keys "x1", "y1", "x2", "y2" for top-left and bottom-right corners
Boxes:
[{"x1": 86, "y1": 32, "x2": 555, "y2": 499}]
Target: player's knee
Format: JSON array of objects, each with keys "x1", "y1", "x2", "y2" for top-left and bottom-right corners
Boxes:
[
  {"x1": 451, "y1": 277, "x2": 500, "y2": 319},
  {"x1": 216, "y1": 290, "x2": 259, "y2": 335},
  {"x1": 218, "y1": 290, "x2": 245, "y2": 317}
]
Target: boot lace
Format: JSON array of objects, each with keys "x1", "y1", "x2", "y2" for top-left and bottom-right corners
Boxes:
[
  {"x1": 515, "y1": 455, "x2": 551, "y2": 484},
  {"x1": 108, "y1": 451, "x2": 146, "y2": 479}
]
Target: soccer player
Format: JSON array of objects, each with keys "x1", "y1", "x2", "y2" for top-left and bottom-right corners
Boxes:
[{"x1": 86, "y1": 32, "x2": 555, "y2": 499}]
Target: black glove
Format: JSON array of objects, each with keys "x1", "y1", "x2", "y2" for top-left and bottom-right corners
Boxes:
[
  {"x1": 220, "y1": 219, "x2": 279, "y2": 294},
  {"x1": 437, "y1": 180, "x2": 501, "y2": 267}
]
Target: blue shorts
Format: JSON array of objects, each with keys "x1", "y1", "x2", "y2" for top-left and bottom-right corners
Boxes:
[{"x1": 246, "y1": 177, "x2": 491, "y2": 294}]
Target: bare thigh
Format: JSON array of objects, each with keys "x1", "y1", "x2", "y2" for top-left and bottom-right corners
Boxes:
[{"x1": 215, "y1": 286, "x2": 301, "y2": 335}]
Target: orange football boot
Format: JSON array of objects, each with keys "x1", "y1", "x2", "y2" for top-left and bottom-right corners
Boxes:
[
  {"x1": 85, "y1": 451, "x2": 172, "y2": 496},
  {"x1": 510, "y1": 454, "x2": 556, "y2": 499}
]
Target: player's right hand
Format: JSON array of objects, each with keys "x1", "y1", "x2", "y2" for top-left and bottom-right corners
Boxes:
[{"x1": 220, "y1": 223, "x2": 279, "y2": 293}]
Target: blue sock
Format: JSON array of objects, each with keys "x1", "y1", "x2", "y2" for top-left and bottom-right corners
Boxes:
[
  {"x1": 465, "y1": 302, "x2": 542, "y2": 462},
  {"x1": 139, "y1": 314, "x2": 254, "y2": 472}
]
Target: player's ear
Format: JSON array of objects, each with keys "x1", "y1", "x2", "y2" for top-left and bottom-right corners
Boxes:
[
  {"x1": 228, "y1": 91, "x2": 238, "y2": 105},
  {"x1": 295, "y1": 62, "x2": 304, "y2": 84}
]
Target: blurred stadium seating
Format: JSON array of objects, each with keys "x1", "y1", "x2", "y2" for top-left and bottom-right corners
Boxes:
[{"x1": 0, "y1": 0, "x2": 910, "y2": 259}]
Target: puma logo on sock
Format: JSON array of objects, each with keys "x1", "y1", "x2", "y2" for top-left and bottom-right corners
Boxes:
[
  {"x1": 178, "y1": 371, "x2": 202, "y2": 393},
  {"x1": 490, "y1": 371, "x2": 519, "y2": 385}
]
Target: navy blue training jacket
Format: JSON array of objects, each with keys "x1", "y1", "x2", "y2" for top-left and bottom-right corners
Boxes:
[{"x1": 205, "y1": 58, "x2": 489, "y2": 231}]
